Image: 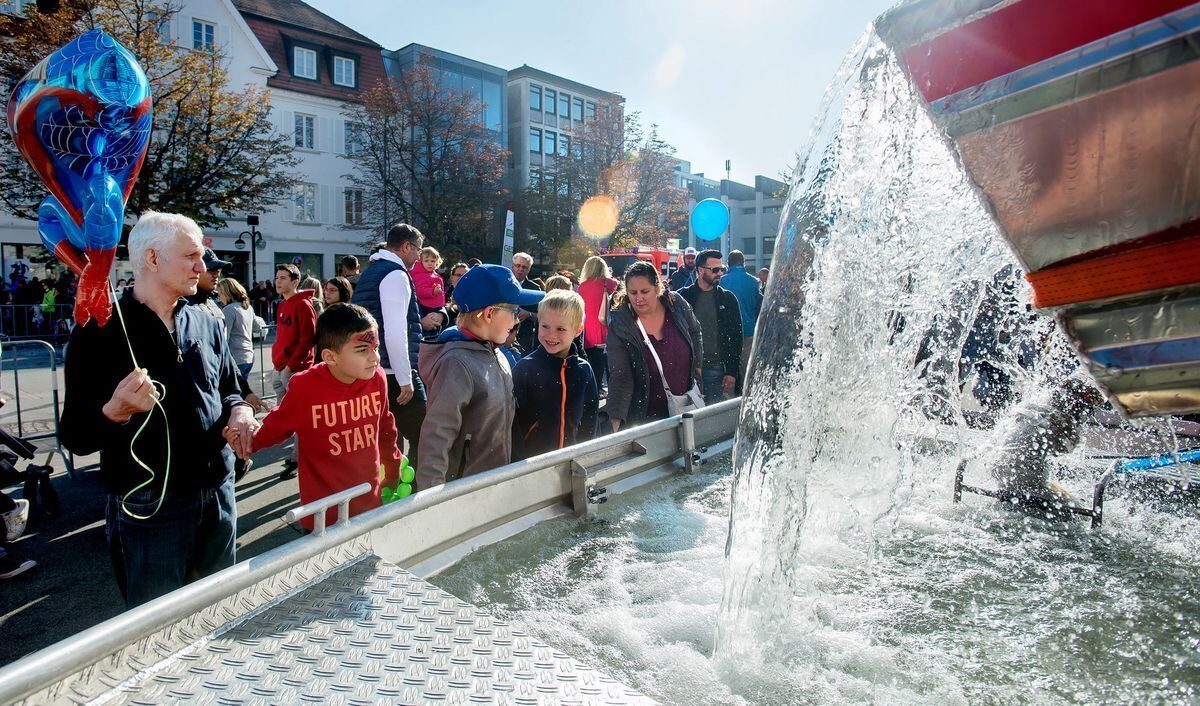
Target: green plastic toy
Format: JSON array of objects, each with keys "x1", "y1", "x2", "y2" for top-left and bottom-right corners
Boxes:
[{"x1": 381, "y1": 458, "x2": 416, "y2": 503}]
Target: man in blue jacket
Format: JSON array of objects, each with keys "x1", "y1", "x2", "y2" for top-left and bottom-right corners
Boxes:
[{"x1": 720, "y1": 250, "x2": 763, "y2": 388}]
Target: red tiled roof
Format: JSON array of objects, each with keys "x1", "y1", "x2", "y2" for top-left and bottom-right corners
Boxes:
[{"x1": 231, "y1": 0, "x2": 380, "y2": 47}]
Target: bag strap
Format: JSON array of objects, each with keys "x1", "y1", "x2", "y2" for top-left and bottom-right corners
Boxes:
[{"x1": 636, "y1": 317, "x2": 676, "y2": 396}]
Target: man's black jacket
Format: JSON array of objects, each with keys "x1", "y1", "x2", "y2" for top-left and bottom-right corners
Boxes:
[
  {"x1": 678, "y1": 283, "x2": 743, "y2": 381},
  {"x1": 60, "y1": 292, "x2": 246, "y2": 495}
]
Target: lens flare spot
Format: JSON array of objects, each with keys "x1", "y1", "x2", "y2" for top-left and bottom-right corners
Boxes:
[{"x1": 578, "y1": 195, "x2": 619, "y2": 239}]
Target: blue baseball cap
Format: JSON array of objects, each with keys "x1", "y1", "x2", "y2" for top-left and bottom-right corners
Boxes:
[
  {"x1": 203, "y1": 248, "x2": 231, "y2": 271},
  {"x1": 453, "y1": 264, "x2": 545, "y2": 313}
]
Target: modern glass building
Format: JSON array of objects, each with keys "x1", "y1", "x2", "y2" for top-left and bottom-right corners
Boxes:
[{"x1": 382, "y1": 43, "x2": 507, "y2": 148}]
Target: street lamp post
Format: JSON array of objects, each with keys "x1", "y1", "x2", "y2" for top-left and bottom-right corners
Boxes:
[{"x1": 235, "y1": 215, "x2": 264, "y2": 285}]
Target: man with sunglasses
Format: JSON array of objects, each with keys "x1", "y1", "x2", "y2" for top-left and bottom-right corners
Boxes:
[{"x1": 679, "y1": 250, "x2": 742, "y2": 404}]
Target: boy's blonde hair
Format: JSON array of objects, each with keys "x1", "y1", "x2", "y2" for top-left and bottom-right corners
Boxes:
[
  {"x1": 419, "y1": 246, "x2": 443, "y2": 269},
  {"x1": 544, "y1": 275, "x2": 572, "y2": 291},
  {"x1": 539, "y1": 289, "x2": 584, "y2": 331}
]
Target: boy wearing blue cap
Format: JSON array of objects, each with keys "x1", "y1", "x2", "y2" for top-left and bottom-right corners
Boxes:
[{"x1": 416, "y1": 265, "x2": 545, "y2": 490}]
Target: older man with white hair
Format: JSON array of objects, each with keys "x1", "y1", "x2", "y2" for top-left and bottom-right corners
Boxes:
[
  {"x1": 509, "y1": 252, "x2": 542, "y2": 353},
  {"x1": 60, "y1": 211, "x2": 257, "y2": 608}
]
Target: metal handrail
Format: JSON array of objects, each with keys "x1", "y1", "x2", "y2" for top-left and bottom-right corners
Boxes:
[
  {"x1": 285, "y1": 482, "x2": 371, "y2": 535},
  {"x1": 0, "y1": 397, "x2": 740, "y2": 704}
]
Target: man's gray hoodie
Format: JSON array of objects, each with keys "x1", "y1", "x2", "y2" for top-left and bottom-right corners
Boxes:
[{"x1": 416, "y1": 326, "x2": 515, "y2": 490}]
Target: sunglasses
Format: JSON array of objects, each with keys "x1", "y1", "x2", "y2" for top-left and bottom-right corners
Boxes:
[
  {"x1": 701, "y1": 266, "x2": 727, "y2": 274},
  {"x1": 491, "y1": 304, "x2": 521, "y2": 317}
]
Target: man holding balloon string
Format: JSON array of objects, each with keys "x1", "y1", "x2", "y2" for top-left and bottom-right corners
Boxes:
[
  {"x1": 7, "y1": 30, "x2": 256, "y2": 606},
  {"x1": 60, "y1": 212, "x2": 258, "y2": 607}
]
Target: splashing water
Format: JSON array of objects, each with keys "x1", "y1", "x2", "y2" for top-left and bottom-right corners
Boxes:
[
  {"x1": 432, "y1": 27, "x2": 1200, "y2": 706},
  {"x1": 715, "y1": 27, "x2": 1200, "y2": 700}
]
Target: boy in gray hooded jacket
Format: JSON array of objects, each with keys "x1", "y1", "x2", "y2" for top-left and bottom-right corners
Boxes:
[{"x1": 416, "y1": 265, "x2": 545, "y2": 490}]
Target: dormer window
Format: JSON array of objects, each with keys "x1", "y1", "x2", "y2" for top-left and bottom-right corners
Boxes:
[
  {"x1": 333, "y1": 56, "x2": 357, "y2": 87},
  {"x1": 294, "y1": 47, "x2": 317, "y2": 80},
  {"x1": 192, "y1": 19, "x2": 215, "y2": 50}
]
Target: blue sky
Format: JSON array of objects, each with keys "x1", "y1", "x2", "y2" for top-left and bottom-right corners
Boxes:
[{"x1": 306, "y1": 0, "x2": 896, "y2": 186}]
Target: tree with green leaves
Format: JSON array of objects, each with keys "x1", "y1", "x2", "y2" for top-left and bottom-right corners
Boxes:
[{"x1": 0, "y1": 0, "x2": 298, "y2": 229}]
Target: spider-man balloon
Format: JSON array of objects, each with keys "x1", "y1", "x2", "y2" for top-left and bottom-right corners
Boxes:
[{"x1": 6, "y1": 29, "x2": 152, "y2": 326}]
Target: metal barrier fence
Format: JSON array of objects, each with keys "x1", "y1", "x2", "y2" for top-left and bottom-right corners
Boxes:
[
  {"x1": 0, "y1": 338, "x2": 75, "y2": 477},
  {"x1": 254, "y1": 324, "x2": 277, "y2": 401},
  {"x1": 0, "y1": 323, "x2": 280, "y2": 477},
  {"x1": 0, "y1": 304, "x2": 75, "y2": 343}
]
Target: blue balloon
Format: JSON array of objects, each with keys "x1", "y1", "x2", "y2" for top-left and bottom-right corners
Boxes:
[
  {"x1": 6, "y1": 29, "x2": 152, "y2": 326},
  {"x1": 690, "y1": 198, "x2": 729, "y2": 240}
]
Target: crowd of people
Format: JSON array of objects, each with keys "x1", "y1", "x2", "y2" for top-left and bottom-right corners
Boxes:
[
  {"x1": 0, "y1": 266, "x2": 78, "y2": 340},
  {"x1": 13, "y1": 211, "x2": 768, "y2": 600}
]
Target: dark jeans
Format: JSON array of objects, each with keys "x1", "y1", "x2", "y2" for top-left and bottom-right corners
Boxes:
[
  {"x1": 105, "y1": 479, "x2": 236, "y2": 608},
  {"x1": 701, "y1": 364, "x2": 726, "y2": 406},
  {"x1": 585, "y1": 346, "x2": 607, "y2": 391},
  {"x1": 387, "y1": 372, "x2": 427, "y2": 469}
]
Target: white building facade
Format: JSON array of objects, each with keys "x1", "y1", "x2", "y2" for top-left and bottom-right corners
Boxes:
[{"x1": 0, "y1": 0, "x2": 383, "y2": 286}]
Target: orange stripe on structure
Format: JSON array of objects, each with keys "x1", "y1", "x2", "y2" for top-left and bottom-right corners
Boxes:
[
  {"x1": 559, "y1": 360, "x2": 567, "y2": 449},
  {"x1": 1027, "y1": 233, "x2": 1200, "y2": 308}
]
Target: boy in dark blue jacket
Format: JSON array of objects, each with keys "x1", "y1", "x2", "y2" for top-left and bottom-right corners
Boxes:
[{"x1": 512, "y1": 290, "x2": 600, "y2": 460}]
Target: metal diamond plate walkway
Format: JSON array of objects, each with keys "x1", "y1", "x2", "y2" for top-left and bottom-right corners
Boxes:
[{"x1": 95, "y1": 555, "x2": 654, "y2": 705}]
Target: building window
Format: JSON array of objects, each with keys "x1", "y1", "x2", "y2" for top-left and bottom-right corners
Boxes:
[
  {"x1": 530, "y1": 85, "x2": 542, "y2": 111},
  {"x1": 529, "y1": 168, "x2": 541, "y2": 188},
  {"x1": 294, "y1": 113, "x2": 315, "y2": 149},
  {"x1": 294, "y1": 183, "x2": 316, "y2": 222},
  {"x1": 333, "y1": 56, "x2": 356, "y2": 87},
  {"x1": 192, "y1": 19, "x2": 215, "y2": 50},
  {"x1": 742, "y1": 207, "x2": 756, "y2": 215},
  {"x1": 344, "y1": 188, "x2": 364, "y2": 225},
  {"x1": 559, "y1": 93, "x2": 570, "y2": 119},
  {"x1": 558, "y1": 134, "x2": 570, "y2": 157},
  {"x1": 344, "y1": 121, "x2": 362, "y2": 155},
  {"x1": 585, "y1": 101, "x2": 596, "y2": 120},
  {"x1": 764, "y1": 237, "x2": 775, "y2": 255},
  {"x1": 545, "y1": 89, "x2": 557, "y2": 115},
  {"x1": 530, "y1": 128, "x2": 542, "y2": 153},
  {"x1": 0, "y1": 0, "x2": 36, "y2": 14},
  {"x1": 573, "y1": 97, "x2": 583, "y2": 122},
  {"x1": 742, "y1": 237, "x2": 757, "y2": 255},
  {"x1": 543, "y1": 130, "x2": 556, "y2": 156},
  {"x1": 483, "y1": 76, "x2": 503, "y2": 133},
  {"x1": 763, "y1": 204, "x2": 783, "y2": 214},
  {"x1": 294, "y1": 47, "x2": 317, "y2": 80}
]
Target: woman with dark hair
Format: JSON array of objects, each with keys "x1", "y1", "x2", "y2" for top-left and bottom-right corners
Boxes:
[
  {"x1": 444, "y1": 262, "x2": 469, "y2": 328},
  {"x1": 323, "y1": 276, "x2": 354, "y2": 306},
  {"x1": 605, "y1": 260, "x2": 704, "y2": 431}
]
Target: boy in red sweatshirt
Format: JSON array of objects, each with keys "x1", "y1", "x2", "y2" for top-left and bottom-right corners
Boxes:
[
  {"x1": 271, "y1": 263, "x2": 317, "y2": 478},
  {"x1": 236, "y1": 303, "x2": 404, "y2": 530}
]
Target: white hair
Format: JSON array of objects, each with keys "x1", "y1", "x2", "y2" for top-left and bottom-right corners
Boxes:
[
  {"x1": 512, "y1": 252, "x2": 533, "y2": 266},
  {"x1": 127, "y1": 211, "x2": 203, "y2": 273}
]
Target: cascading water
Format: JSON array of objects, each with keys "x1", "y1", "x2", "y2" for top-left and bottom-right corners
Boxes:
[
  {"x1": 714, "y1": 29, "x2": 1018, "y2": 664},
  {"x1": 713, "y1": 25, "x2": 1200, "y2": 704},
  {"x1": 433, "y1": 23, "x2": 1199, "y2": 706}
]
